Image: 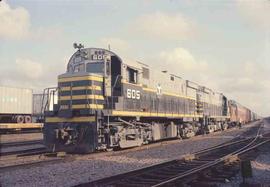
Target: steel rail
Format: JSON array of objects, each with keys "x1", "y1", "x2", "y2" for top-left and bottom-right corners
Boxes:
[
  {"x1": 0, "y1": 147, "x2": 47, "y2": 157},
  {"x1": 152, "y1": 139, "x2": 269, "y2": 187},
  {"x1": 0, "y1": 140, "x2": 43, "y2": 148},
  {"x1": 152, "y1": 122, "x2": 266, "y2": 187}
]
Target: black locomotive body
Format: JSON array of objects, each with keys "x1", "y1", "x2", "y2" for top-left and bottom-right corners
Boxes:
[{"x1": 44, "y1": 46, "x2": 256, "y2": 153}]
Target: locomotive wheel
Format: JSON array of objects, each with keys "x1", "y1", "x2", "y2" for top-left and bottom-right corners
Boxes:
[
  {"x1": 24, "y1": 115, "x2": 32, "y2": 123},
  {"x1": 16, "y1": 115, "x2": 24, "y2": 123},
  {"x1": 106, "y1": 148, "x2": 113, "y2": 152}
]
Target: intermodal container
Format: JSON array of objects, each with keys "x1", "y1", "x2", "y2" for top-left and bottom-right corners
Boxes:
[{"x1": 0, "y1": 86, "x2": 33, "y2": 115}]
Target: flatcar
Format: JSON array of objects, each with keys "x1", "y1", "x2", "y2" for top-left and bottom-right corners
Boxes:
[{"x1": 43, "y1": 44, "x2": 258, "y2": 153}]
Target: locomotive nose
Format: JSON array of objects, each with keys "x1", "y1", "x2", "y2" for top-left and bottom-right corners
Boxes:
[{"x1": 57, "y1": 73, "x2": 104, "y2": 118}]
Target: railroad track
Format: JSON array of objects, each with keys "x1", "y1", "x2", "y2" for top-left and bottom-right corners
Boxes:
[
  {"x1": 78, "y1": 122, "x2": 269, "y2": 187},
  {"x1": 0, "y1": 129, "x2": 43, "y2": 135},
  {"x1": 0, "y1": 140, "x2": 46, "y2": 157},
  {"x1": 1, "y1": 140, "x2": 43, "y2": 148},
  {"x1": 0, "y1": 139, "x2": 66, "y2": 171}
]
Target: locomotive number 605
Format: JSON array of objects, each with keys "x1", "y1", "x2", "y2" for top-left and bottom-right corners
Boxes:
[{"x1": 126, "y1": 89, "x2": 140, "y2": 100}]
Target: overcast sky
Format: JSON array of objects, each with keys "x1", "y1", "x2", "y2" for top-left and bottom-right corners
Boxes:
[{"x1": 0, "y1": 0, "x2": 269, "y2": 116}]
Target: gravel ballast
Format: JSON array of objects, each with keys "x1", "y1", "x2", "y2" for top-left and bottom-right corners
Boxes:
[
  {"x1": 0, "y1": 121, "x2": 264, "y2": 187},
  {"x1": 221, "y1": 119, "x2": 270, "y2": 186}
]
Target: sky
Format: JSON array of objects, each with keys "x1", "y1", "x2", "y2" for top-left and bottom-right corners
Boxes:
[{"x1": 0, "y1": 0, "x2": 269, "y2": 116}]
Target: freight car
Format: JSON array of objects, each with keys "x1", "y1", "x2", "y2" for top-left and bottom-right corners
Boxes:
[
  {"x1": 228, "y1": 100, "x2": 254, "y2": 126},
  {"x1": 43, "y1": 45, "x2": 258, "y2": 153},
  {"x1": 0, "y1": 86, "x2": 33, "y2": 123}
]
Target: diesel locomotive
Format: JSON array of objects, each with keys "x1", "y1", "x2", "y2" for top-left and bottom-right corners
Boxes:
[{"x1": 43, "y1": 44, "x2": 258, "y2": 153}]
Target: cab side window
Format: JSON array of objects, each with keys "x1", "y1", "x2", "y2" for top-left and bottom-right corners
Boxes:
[
  {"x1": 127, "y1": 67, "x2": 138, "y2": 84},
  {"x1": 142, "y1": 67, "x2": 149, "y2": 79}
]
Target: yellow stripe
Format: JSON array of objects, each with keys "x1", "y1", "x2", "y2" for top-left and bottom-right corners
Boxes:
[
  {"x1": 60, "y1": 87, "x2": 71, "y2": 91},
  {"x1": 111, "y1": 110, "x2": 202, "y2": 118},
  {"x1": 0, "y1": 123, "x2": 43, "y2": 129},
  {"x1": 72, "y1": 104, "x2": 104, "y2": 109},
  {"x1": 58, "y1": 75, "x2": 103, "y2": 82},
  {"x1": 142, "y1": 87, "x2": 156, "y2": 92},
  {"x1": 210, "y1": 115, "x2": 230, "y2": 119},
  {"x1": 60, "y1": 86, "x2": 102, "y2": 91},
  {"x1": 59, "y1": 95, "x2": 104, "y2": 100},
  {"x1": 45, "y1": 116, "x2": 95, "y2": 123}
]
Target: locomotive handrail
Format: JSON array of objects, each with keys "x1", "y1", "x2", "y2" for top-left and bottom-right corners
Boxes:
[
  {"x1": 41, "y1": 87, "x2": 58, "y2": 116},
  {"x1": 111, "y1": 74, "x2": 122, "y2": 110},
  {"x1": 118, "y1": 118, "x2": 135, "y2": 127}
]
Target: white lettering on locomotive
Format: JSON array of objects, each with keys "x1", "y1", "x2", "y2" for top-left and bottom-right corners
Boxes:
[
  {"x1": 127, "y1": 89, "x2": 140, "y2": 100},
  {"x1": 92, "y1": 54, "x2": 107, "y2": 60},
  {"x1": 92, "y1": 50, "x2": 107, "y2": 60},
  {"x1": 157, "y1": 84, "x2": 162, "y2": 95}
]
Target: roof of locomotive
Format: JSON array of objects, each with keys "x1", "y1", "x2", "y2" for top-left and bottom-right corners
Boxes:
[
  {"x1": 57, "y1": 46, "x2": 258, "y2": 115},
  {"x1": 67, "y1": 47, "x2": 122, "y2": 71},
  {"x1": 64, "y1": 47, "x2": 225, "y2": 97}
]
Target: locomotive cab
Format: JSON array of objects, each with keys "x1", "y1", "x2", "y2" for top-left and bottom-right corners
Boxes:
[{"x1": 57, "y1": 47, "x2": 123, "y2": 117}]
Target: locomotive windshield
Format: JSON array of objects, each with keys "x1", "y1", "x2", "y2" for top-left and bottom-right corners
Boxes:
[
  {"x1": 66, "y1": 48, "x2": 123, "y2": 85},
  {"x1": 86, "y1": 62, "x2": 104, "y2": 73}
]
